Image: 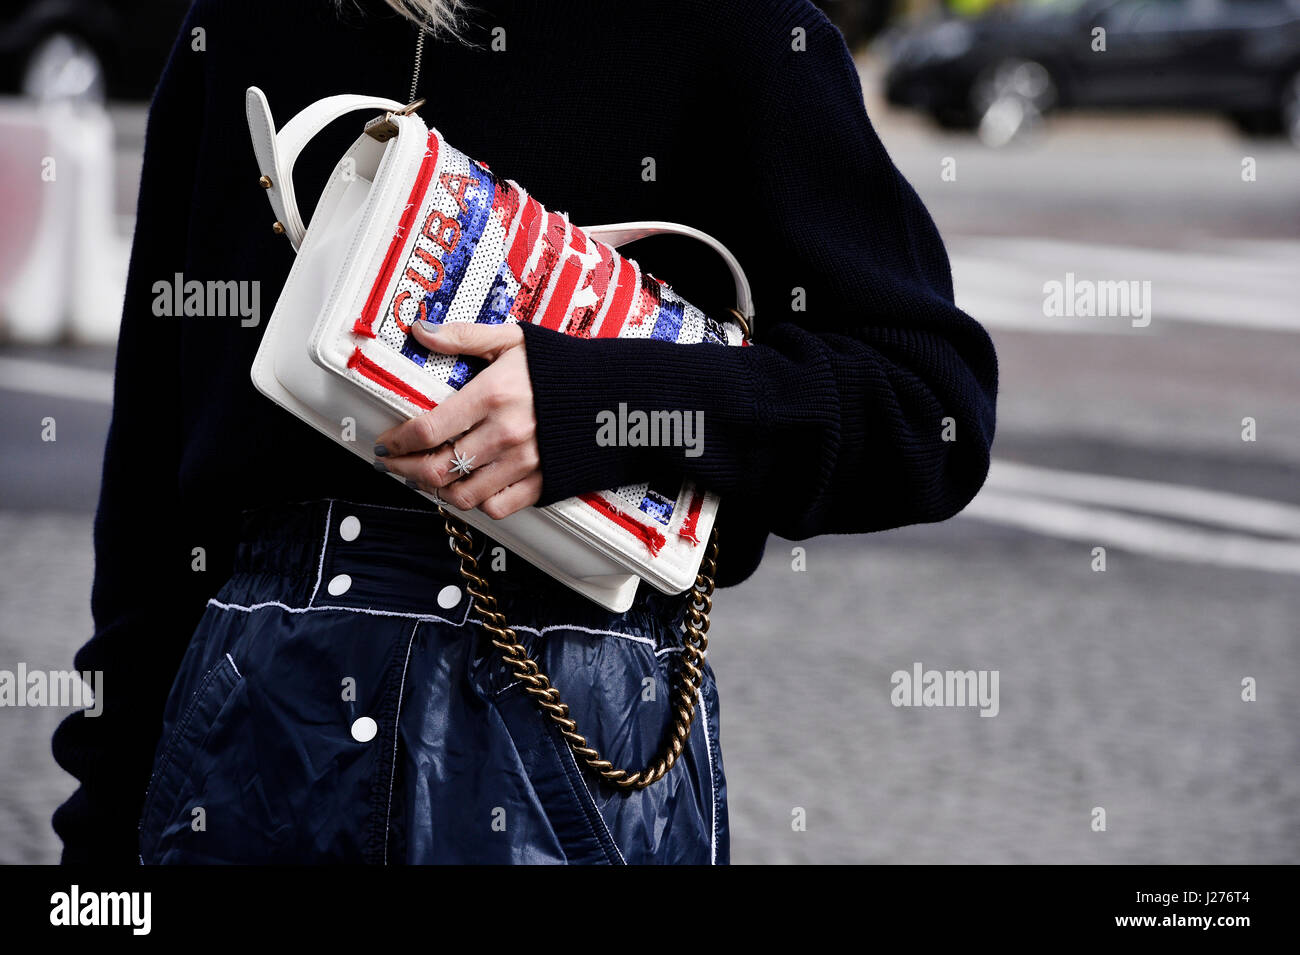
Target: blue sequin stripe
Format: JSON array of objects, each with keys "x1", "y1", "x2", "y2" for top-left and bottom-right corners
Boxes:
[
  {"x1": 423, "y1": 172, "x2": 497, "y2": 324},
  {"x1": 649, "y1": 284, "x2": 685, "y2": 342},
  {"x1": 401, "y1": 168, "x2": 498, "y2": 381},
  {"x1": 441, "y1": 262, "x2": 518, "y2": 389},
  {"x1": 473, "y1": 264, "x2": 518, "y2": 325},
  {"x1": 445, "y1": 354, "x2": 488, "y2": 391},
  {"x1": 638, "y1": 482, "x2": 679, "y2": 525}
]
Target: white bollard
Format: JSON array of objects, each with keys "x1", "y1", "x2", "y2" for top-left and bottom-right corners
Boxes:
[
  {"x1": 0, "y1": 97, "x2": 125, "y2": 344},
  {"x1": 0, "y1": 98, "x2": 71, "y2": 343}
]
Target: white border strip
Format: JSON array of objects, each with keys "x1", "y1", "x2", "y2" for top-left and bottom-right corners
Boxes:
[
  {"x1": 384, "y1": 621, "x2": 421, "y2": 865},
  {"x1": 306, "y1": 500, "x2": 335, "y2": 607}
]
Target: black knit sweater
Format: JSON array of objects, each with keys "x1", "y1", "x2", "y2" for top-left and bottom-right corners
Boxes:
[{"x1": 51, "y1": 0, "x2": 997, "y2": 862}]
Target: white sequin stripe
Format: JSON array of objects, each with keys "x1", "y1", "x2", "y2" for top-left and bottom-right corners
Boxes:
[
  {"x1": 671, "y1": 291, "x2": 707, "y2": 345},
  {"x1": 610, "y1": 483, "x2": 651, "y2": 514},
  {"x1": 349, "y1": 334, "x2": 457, "y2": 411}
]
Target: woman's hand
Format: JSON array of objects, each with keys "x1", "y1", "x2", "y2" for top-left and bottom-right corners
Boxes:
[{"x1": 373, "y1": 320, "x2": 542, "y2": 519}]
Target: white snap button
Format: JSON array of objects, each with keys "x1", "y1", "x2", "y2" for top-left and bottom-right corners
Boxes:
[
  {"x1": 351, "y1": 716, "x2": 377, "y2": 742},
  {"x1": 327, "y1": 573, "x2": 352, "y2": 597},
  {"x1": 339, "y1": 515, "x2": 361, "y2": 541},
  {"x1": 437, "y1": 584, "x2": 461, "y2": 609}
]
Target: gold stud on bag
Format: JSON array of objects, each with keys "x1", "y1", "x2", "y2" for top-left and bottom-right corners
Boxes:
[{"x1": 440, "y1": 507, "x2": 718, "y2": 790}]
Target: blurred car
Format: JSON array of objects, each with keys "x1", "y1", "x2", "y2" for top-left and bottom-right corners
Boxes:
[
  {"x1": 884, "y1": 0, "x2": 1300, "y2": 142},
  {"x1": 0, "y1": 0, "x2": 190, "y2": 103},
  {"x1": 817, "y1": 0, "x2": 899, "y2": 47}
]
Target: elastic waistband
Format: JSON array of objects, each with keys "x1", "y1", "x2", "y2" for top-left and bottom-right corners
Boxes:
[{"x1": 226, "y1": 499, "x2": 687, "y2": 629}]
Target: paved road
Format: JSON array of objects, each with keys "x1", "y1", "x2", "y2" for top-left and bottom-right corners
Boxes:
[{"x1": 0, "y1": 89, "x2": 1297, "y2": 864}]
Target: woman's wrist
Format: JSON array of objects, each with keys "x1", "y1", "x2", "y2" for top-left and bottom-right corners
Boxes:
[{"x1": 517, "y1": 322, "x2": 760, "y2": 506}]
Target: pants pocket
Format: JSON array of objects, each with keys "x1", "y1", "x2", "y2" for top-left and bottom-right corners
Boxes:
[
  {"x1": 138, "y1": 652, "x2": 243, "y2": 863},
  {"x1": 485, "y1": 622, "x2": 721, "y2": 865},
  {"x1": 492, "y1": 683, "x2": 626, "y2": 865},
  {"x1": 141, "y1": 607, "x2": 414, "y2": 864}
]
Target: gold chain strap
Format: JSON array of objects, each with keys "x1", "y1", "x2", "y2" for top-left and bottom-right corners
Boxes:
[{"x1": 438, "y1": 507, "x2": 718, "y2": 791}]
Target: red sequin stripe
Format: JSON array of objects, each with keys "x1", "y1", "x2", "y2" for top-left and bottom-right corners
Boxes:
[
  {"x1": 569, "y1": 224, "x2": 588, "y2": 254},
  {"x1": 595, "y1": 257, "x2": 638, "y2": 339},
  {"x1": 346, "y1": 347, "x2": 436, "y2": 411},
  {"x1": 578, "y1": 493, "x2": 667, "y2": 556},
  {"x1": 353, "y1": 132, "x2": 441, "y2": 339},
  {"x1": 509, "y1": 211, "x2": 566, "y2": 324},
  {"x1": 538, "y1": 253, "x2": 582, "y2": 331},
  {"x1": 491, "y1": 179, "x2": 521, "y2": 238},
  {"x1": 678, "y1": 490, "x2": 705, "y2": 544},
  {"x1": 506, "y1": 196, "x2": 543, "y2": 278}
]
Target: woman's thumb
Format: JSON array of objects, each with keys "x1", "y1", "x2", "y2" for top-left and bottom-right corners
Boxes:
[{"x1": 412, "y1": 319, "x2": 519, "y2": 357}]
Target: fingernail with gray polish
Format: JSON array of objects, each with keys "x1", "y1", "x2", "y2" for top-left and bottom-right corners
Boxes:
[
  {"x1": 373, "y1": 444, "x2": 389, "y2": 457},
  {"x1": 417, "y1": 319, "x2": 440, "y2": 333},
  {"x1": 373, "y1": 460, "x2": 388, "y2": 473}
]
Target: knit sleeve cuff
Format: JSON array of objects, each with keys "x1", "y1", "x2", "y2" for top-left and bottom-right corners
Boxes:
[{"x1": 517, "y1": 322, "x2": 762, "y2": 507}]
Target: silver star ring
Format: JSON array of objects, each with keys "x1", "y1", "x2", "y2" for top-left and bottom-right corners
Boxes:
[{"x1": 448, "y1": 445, "x2": 476, "y2": 477}]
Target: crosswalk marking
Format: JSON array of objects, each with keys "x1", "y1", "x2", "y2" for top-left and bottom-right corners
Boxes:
[
  {"x1": 966, "y1": 459, "x2": 1300, "y2": 575},
  {"x1": 949, "y1": 236, "x2": 1300, "y2": 333},
  {"x1": 963, "y1": 488, "x2": 1300, "y2": 575},
  {"x1": 985, "y1": 459, "x2": 1300, "y2": 538},
  {"x1": 0, "y1": 357, "x2": 114, "y2": 404}
]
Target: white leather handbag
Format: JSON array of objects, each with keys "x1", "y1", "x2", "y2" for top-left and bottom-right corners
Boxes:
[{"x1": 245, "y1": 88, "x2": 754, "y2": 615}]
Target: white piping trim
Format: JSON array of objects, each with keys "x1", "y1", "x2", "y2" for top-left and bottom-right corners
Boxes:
[
  {"x1": 207, "y1": 597, "x2": 468, "y2": 627},
  {"x1": 314, "y1": 497, "x2": 447, "y2": 518},
  {"x1": 384, "y1": 621, "x2": 420, "y2": 865},
  {"x1": 699, "y1": 687, "x2": 716, "y2": 866},
  {"x1": 307, "y1": 500, "x2": 335, "y2": 607},
  {"x1": 561, "y1": 735, "x2": 627, "y2": 865},
  {"x1": 224, "y1": 653, "x2": 242, "y2": 679},
  {"x1": 483, "y1": 620, "x2": 684, "y2": 657},
  {"x1": 205, "y1": 598, "x2": 676, "y2": 656}
]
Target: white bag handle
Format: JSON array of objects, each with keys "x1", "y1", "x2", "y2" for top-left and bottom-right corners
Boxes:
[
  {"x1": 246, "y1": 87, "x2": 755, "y2": 326},
  {"x1": 585, "y1": 222, "x2": 754, "y2": 325},
  {"x1": 246, "y1": 87, "x2": 406, "y2": 250}
]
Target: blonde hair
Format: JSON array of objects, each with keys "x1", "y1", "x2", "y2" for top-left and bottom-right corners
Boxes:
[
  {"x1": 380, "y1": 0, "x2": 465, "y2": 33},
  {"x1": 336, "y1": 0, "x2": 467, "y2": 35}
]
